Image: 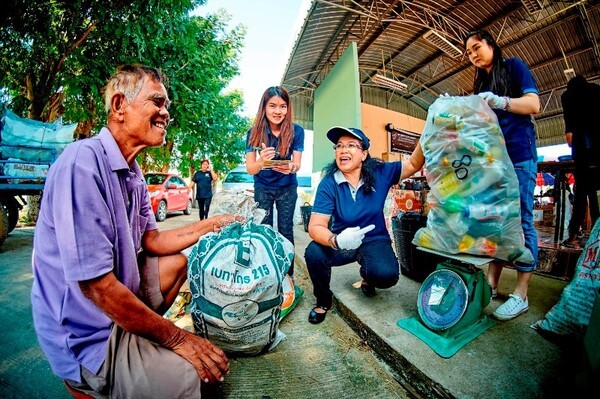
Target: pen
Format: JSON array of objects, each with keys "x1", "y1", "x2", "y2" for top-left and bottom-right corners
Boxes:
[{"x1": 252, "y1": 146, "x2": 280, "y2": 156}]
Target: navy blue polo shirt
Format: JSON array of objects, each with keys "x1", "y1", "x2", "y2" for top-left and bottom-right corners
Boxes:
[
  {"x1": 312, "y1": 161, "x2": 402, "y2": 242},
  {"x1": 192, "y1": 170, "x2": 214, "y2": 199},
  {"x1": 481, "y1": 57, "x2": 539, "y2": 163},
  {"x1": 245, "y1": 123, "x2": 305, "y2": 189}
]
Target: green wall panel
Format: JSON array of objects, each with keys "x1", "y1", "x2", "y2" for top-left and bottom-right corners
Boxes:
[{"x1": 313, "y1": 42, "x2": 361, "y2": 173}]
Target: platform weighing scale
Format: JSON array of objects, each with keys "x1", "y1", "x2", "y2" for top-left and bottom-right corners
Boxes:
[{"x1": 397, "y1": 247, "x2": 496, "y2": 358}]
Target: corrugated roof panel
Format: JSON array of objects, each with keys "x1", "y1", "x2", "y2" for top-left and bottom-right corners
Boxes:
[{"x1": 281, "y1": 0, "x2": 600, "y2": 146}]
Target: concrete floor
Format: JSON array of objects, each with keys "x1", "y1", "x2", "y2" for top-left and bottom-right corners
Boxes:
[
  {"x1": 0, "y1": 211, "x2": 589, "y2": 398},
  {"x1": 298, "y1": 233, "x2": 580, "y2": 399},
  {"x1": 0, "y1": 215, "x2": 408, "y2": 399}
]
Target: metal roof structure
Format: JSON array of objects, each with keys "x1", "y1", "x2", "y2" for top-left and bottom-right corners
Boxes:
[{"x1": 281, "y1": 0, "x2": 600, "y2": 147}]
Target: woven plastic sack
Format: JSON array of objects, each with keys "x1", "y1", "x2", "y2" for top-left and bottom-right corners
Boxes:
[
  {"x1": 208, "y1": 190, "x2": 266, "y2": 222},
  {"x1": 187, "y1": 219, "x2": 293, "y2": 355},
  {"x1": 0, "y1": 110, "x2": 76, "y2": 162},
  {"x1": 531, "y1": 218, "x2": 600, "y2": 339},
  {"x1": 412, "y1": 95, "x2": 533, "y2": 263}
]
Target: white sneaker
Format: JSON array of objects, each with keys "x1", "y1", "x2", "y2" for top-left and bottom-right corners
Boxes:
[{"x1": 492, "y1": 294, "x2": 528, "y2": 320}]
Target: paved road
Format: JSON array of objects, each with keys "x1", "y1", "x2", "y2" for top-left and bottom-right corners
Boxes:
[{"x1": 0, "y1": 213, "x2": 410, "y2": 399}]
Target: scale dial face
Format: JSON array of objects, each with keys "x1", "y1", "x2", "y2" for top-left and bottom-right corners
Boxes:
[{"x1": 417, "y1": 269, "x2": 469, "y2": 331}]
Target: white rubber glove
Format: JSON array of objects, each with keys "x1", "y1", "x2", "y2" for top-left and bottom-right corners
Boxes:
[
  {"x1": 336, "y1": 224, "x2": 376, "y2": 250},
  {"x1": 478, "y1": 91, "x2": 508, "y2": 109}
]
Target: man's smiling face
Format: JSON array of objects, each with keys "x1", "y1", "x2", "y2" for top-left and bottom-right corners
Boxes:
[{"x1": 122, "y1": 76, "x2": 171, "y2": 147}]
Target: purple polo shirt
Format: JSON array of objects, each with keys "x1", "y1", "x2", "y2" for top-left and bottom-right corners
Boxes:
[{"x1": 31, "y1": 127, "x2": 158, "y2": 382}]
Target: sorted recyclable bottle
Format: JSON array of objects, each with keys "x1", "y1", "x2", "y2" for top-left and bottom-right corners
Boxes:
[
  {"x1": 464, "y1": 204, "x2": 510, "y2": 221},
  {"x1": 432, "y1": 112, "x2": 463, "y2": 130},
  {"x1": 458, "y1": 234, "x2": 497, "y2": 257},
  {"x1": 458, "y1": 136, "x2": 489, "y2": 156}
]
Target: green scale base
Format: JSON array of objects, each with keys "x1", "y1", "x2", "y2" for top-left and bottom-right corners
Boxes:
[{"x1": 398, "y1": 261, "x2": 496, "y2": 358}]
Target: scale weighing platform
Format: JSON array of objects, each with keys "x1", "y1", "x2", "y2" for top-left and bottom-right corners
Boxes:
[{"x1": 397, "y1": 247, "x2": 496, "y2": 358}]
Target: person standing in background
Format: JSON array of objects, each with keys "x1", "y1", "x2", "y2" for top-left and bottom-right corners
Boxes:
[
  {"x1": 191, "y1": 159, "x2": 218, "y2": 220},
  {"x1": 245, "y1": 86, "x2": 304, "y2": 279},
  {"x1": 561, "y1": 75, "x2": 600, "y2": 248},
  {"x1": 464, "y1": 30, "x2": 540, "y2": 321}
]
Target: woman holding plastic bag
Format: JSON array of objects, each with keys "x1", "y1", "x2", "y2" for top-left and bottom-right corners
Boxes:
[{"x1": 464, "y1": 30, "x2": 540, "y2": 321}]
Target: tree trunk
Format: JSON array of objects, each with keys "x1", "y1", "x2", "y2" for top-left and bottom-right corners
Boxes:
[{"x1": 27, "y1": 195, "x2": 41, "y2": 223}]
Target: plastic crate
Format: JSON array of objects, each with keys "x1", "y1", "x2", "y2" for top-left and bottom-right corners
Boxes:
[{"x1": 392, "y1": 212, "x2": 447, "y2": 282}]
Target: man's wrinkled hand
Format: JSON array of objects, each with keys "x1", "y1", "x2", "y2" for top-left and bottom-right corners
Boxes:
[
  {"x1": 210, "y1": 214, "x2": 242, "y2": 233},
  {"x1": 170, "y1": 330, "x2": 230, "y2": 384}
]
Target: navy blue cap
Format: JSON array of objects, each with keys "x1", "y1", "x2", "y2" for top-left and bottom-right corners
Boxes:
[{"x1": 326, "y1": 126, "x2": 370, "y2": 150}]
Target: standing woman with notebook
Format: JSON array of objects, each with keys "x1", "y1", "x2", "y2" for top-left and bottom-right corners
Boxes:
[{"x1": 245, "y1": 86, "x2": 305, "y2": 279}]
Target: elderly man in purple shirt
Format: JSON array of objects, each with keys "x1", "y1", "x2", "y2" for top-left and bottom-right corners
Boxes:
[{"x1": 31, "y1": 65, "x2": 235, "y2": 398}]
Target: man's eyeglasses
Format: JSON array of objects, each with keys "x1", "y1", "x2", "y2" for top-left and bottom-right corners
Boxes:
[{"x1": 333, "y1": 142, "x2": 362, "y2": 151}]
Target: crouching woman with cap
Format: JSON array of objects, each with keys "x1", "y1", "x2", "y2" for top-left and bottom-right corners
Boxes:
[{"x1": 305, "y1": 126, "x2": 424, "y2": 324}]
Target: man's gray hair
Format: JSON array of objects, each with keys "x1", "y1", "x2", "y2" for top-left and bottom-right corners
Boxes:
[{"x1": 104, "y1": 65, "x2": 167, "y2": 114}]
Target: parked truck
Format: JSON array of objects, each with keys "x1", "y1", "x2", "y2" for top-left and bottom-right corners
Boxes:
[{"x1": 0, "y1": 110, "x2": 76, "y2": 248}]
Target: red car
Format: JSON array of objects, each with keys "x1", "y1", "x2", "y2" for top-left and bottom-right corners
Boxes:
[{"x1": 144, "y1": 173, "x2": 193, "y2": 222}]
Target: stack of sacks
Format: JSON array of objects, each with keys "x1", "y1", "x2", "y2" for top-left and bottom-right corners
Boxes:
[{"x1": 413, "y1": 95, "x2": 533, "y2": 264}]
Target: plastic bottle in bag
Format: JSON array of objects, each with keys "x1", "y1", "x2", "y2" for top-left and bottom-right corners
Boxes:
[
  {"x1": 435, "y1": 161, "x2": 502, "y2": 199},
  {"x1": 458, "y1": 136, "x2": 489, "y2": 156},
  {"x1": 464, "y1": 204, "x2": 509, "y2": 221},
  {"x1": 432, "y1": 113, "x2": 463, "y2": 130},
  {"x1": 424, "y1": 131, "x2": 458, "y2": 154},
  {"x1": 467, "y1": 220, "x2": 503, "y2": 239},
  {"x1": 441, "y1": 192, "x2": 501, "y2": 213},
  {"x1": 447, "y1": 212, "x2": 470, "y2": 236},
  {"x1": 473, "y1": 237, "x2": 497, "y2": 256},
  {"x1": 458, "y1": 234, "x2": 497, "y2": 256}
]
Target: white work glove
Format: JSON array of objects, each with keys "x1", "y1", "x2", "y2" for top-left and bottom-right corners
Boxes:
[
  {"x1": 478, "y1": 91, "x2": 508, "y2": 109},
  {"x1": 336, "y1": 224, "x2": 376, "y2": 250},
  {"x1": 439, "y1": 92, "x2": 450, "y2": 98}
]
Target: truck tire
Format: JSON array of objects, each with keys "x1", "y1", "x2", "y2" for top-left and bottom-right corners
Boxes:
[
  {"x1": 5, "y1": 197, "x2": 19, "y2": 233},
  {"x1": 0, "y1": 202, "x2": 9, "y2": 248}
]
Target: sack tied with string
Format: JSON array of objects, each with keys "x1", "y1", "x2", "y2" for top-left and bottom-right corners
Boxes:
[{"x1": 187, "y1": 219, "x2": 293, "y2": 355}]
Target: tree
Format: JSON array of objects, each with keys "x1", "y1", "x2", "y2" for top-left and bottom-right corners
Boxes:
[
  {"x1": 1, "y1": 0, "x2": 249, "y2": 177},
  {"x1": 138, "y1": 10, "x2": 251, "y2": 176}
]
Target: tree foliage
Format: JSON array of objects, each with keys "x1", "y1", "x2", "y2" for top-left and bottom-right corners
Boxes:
[{"x1": 0, "y1": 0, "x2": 250, "y2": 176}]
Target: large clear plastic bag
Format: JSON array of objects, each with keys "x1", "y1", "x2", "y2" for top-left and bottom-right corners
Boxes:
[{"x1": 412, "y1": 95, "x2": 533, "y2": 264}]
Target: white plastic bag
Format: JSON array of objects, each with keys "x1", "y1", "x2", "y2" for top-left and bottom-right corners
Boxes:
[
  {"x1": 413, "y1": 95, "x2": 533, "y2": 263},
  {"x1": 208, "y1": 190, "x2": 266, "y2": 222}
]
